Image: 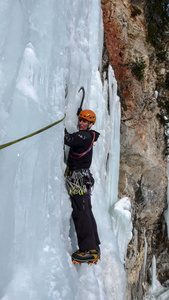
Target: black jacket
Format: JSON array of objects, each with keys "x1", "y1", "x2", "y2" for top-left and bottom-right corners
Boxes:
[{"x1": 64, "y1": 129, "x2": 100, "y2": 170}]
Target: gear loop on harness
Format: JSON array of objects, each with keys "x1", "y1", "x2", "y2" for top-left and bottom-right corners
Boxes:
[{"x1": 65, "y1": 167, "x2": 94, "y2": 196}]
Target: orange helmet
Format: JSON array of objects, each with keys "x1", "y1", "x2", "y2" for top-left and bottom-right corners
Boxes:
[{"x1": 79, "y1": 109, "x2": 96, "y2": 124}]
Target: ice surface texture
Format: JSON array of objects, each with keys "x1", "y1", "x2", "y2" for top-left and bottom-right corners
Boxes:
[{"x1": 0, "y1": 1, "x2": 132, "y2": 299}]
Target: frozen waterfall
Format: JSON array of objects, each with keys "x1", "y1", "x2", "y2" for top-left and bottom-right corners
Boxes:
[{"x1": 0, "y1": 1, "x2": 132, "y2": 299}]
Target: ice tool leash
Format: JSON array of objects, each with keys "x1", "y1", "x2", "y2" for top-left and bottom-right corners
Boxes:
[{"x1": 0, "y1": 114, "x2": 66, "y2": 150}]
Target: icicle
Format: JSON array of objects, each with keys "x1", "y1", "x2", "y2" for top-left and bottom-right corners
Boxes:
[
  {"x1": 151, "y1": 256, "x2": 156, "y2": 291},
  {"x1": 106, "y1": 65, "x2": 121, "y2": 207},
  {"x1": 148, "y1": 255, "x2": 164, "y2": 297},
  {"x1": 154, "y1": 90, "x2": 158, "y2": 99},
  {"x1": 143, "y1": 229, "x2": 147, "y2": 278}
]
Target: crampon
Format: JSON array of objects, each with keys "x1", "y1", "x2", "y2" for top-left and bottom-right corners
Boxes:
[{"x1": 72, "y1": 258, "x2": 99, "y2": 265}]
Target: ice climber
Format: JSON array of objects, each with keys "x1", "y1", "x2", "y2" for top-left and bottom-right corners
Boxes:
[{"x1": 64, "y1": 109, "x2": 101, "y2": 264}]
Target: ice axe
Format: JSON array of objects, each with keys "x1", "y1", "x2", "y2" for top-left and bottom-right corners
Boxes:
[{"x1": 77, "y1": 86, "x2": 85, "y2": 116}]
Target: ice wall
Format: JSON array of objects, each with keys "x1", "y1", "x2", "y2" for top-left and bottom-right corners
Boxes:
[{"x1": 0, "y1": 1, "x2": 132, "y2": 299}]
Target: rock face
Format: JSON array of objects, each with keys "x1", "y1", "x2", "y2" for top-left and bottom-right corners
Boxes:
[{"x1": 101, "y1": 0, "x2": 169, "y2": 299}]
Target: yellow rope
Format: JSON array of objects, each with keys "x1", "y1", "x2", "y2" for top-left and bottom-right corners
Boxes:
[{"x1": 0, "y1": 114, "x2": 66, "y2": 150}]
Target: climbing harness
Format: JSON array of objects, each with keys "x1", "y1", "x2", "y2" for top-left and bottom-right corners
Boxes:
[
  {"x1": 66, "y1": 170, "x2": 87, "y2": 196},
  {"x1": 70, "y1": 131, "x2": 95, "y2": 159},
  {"x1": 0, "y1": 114, "x2": 66, "y2": 150},
  {"x1": 65, "y1": 167, "x2": 94, "y2": 196}
]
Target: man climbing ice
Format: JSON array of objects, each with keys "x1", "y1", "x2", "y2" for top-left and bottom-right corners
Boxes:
[{"x1": 64, "y1": 109, "x2": 101, "y2": 264}]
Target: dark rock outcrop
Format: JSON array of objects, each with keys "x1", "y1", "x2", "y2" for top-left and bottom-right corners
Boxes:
[{"x1": 101, "y1": 0, "x2": 169, "y2": 298}]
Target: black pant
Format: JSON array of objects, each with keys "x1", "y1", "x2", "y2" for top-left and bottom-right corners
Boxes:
[{"x1": 70, "y1": 192, "x2": 100, "y2": 251}]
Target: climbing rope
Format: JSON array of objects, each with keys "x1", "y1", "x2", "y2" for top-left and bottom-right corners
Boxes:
[
  {"x1": 0, "y1": 114, "x2": 66, "y2": 150},
  {"x1": 70, "y1": 131, "x2": 95, "y2": 159}
]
